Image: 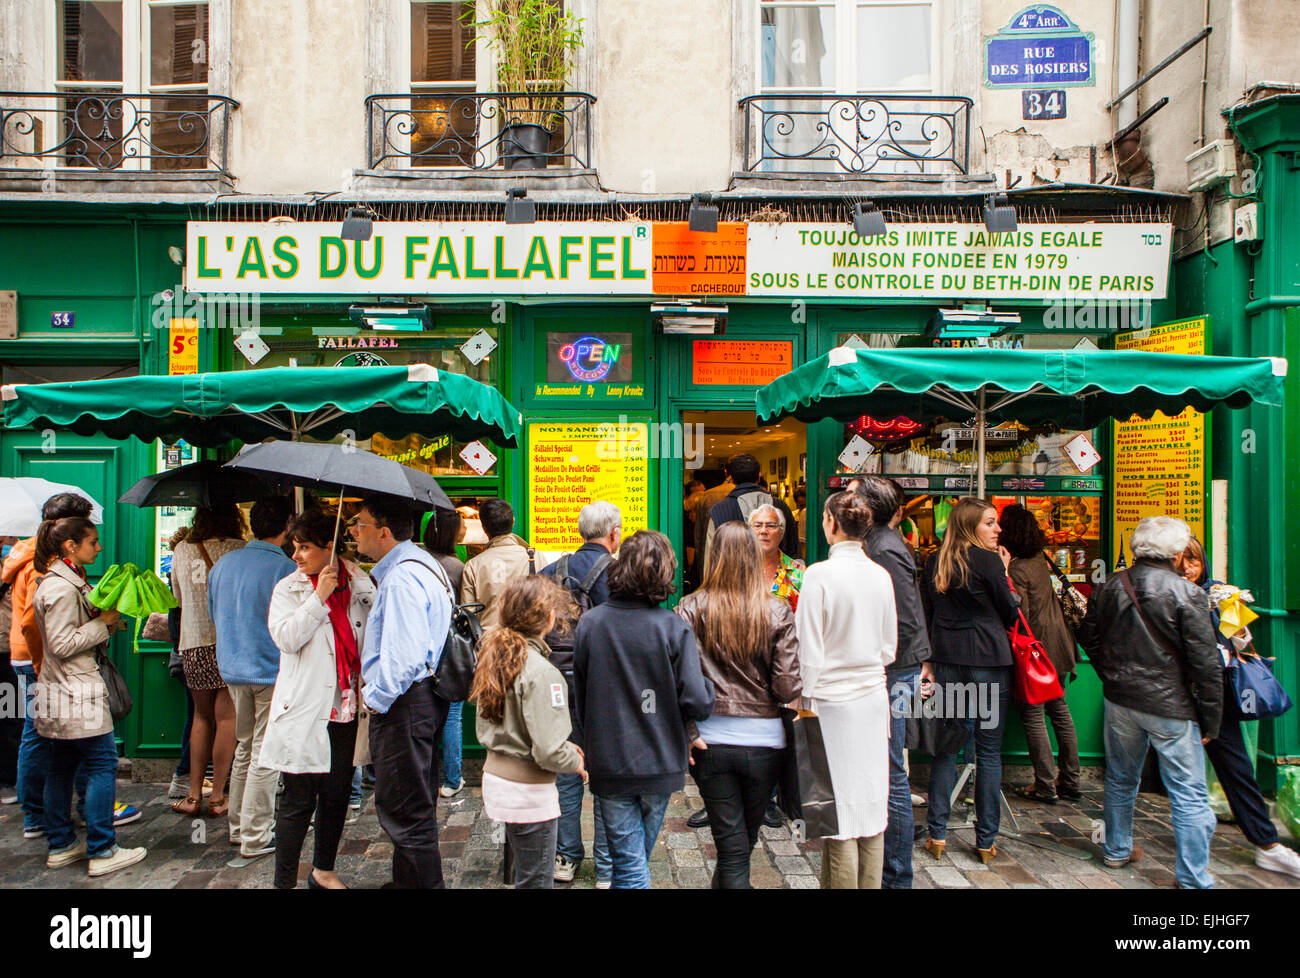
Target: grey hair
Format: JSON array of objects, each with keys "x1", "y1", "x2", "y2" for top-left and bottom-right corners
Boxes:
[
  {"x1": 749, "y1": 503, "x2": 785, "y2": 530},
  {"x1": 1131, "y1": 516, "x2": 1191, "y2": 560},
  {"x1": 578, "y1": 501, "x2": 622, "y2": 541}
]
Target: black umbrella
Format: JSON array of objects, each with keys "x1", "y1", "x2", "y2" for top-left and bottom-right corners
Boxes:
[
  {"x1": 119, "y1": 460, "x2": 275, "y2": 508},
  {"x1": 223, "y1": 441, "x2": 453, "y2": 511}
]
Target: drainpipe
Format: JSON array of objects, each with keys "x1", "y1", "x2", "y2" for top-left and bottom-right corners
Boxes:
[{"x1": 1116, "y1": 0, "x2": 1140, "y2": 131}]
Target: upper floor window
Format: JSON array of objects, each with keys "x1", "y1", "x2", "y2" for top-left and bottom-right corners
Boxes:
[
  {"x1": 408, "y1": 0, "x2": 481, "y2": 165},
  {"x1": 52, "y1": 0, "x2": 211, "y2": 169},
  {"x1": 759, "y1": 0, "x2": 933, "y2": 94}
]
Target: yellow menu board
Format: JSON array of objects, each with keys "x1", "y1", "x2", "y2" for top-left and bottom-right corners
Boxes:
[
  {"x1": 1111, "y1": 318, "x2": 1208, "y2": 562},
  {"x1": 527, "y1": 421, "x2": 649, "y2": 550}
]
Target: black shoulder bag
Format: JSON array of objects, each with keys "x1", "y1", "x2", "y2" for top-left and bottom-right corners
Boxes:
[{"x1": 400, "y1": 559, "x2": 484, "y2": 703}]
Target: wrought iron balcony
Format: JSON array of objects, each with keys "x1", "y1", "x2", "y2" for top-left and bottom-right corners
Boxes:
[
  {"x1": 0, "y1": 92, "x2": 237, "y2": 174},
  {"x1": 739, "y1": 94, "x2": 972, "y2": 176},
  {"x1": 366, "y1": 92, "x2": 594, "y2": 171}
]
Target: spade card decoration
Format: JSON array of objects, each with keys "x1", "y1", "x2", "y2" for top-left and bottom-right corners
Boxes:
[
  {"x1": 460, "y1": 440, "x2": 497, "y2": 476},
  {"x1": 1063, "y1": 433, "x2": 1102, "y2": 473},
  {"x1": 837, "y1": 434, "x2": 875, "y2": 473},
  {"x1": 460, "y1": 330, "x2": 497, "y2": 366},
  {"x1": 234, "y1": 330, "x2": 270, "y2": 365}
]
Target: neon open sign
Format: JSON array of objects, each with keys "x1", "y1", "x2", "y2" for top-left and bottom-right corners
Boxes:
[{"x1": 557, "y1": 336, "x2": 621, "y2": 382}]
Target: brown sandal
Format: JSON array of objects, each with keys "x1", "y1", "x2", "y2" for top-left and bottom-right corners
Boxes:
[
  {"x1": 171, "y1": 795, "x2": 203, "y2": 816},
  {"x1": 207, "y1": 796, "x2": 229, "y2": 818}
]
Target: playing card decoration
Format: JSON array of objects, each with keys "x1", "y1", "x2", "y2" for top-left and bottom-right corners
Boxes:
[
  {"x1": 459, "y1": 440, "x2": 497, "y2": 475},
  {"x1": 1063, "y1": 433, "x2": 1102, "y2": 473},
  {"x1": 234, "y1": 330, "x2": 270, "y2": 365},
  {"x1": 837, "y1": 434, "x2": 875, "y2": 473},
  {"x1": 460, "y1": 330, "x2": 497, "y2": 366}
]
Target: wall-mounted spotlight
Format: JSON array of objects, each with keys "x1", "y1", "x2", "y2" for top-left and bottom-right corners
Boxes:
[
  {"x1": 851, "y1": 200, "x2": 887, "y2": 238},
  {"x1": 652, "y1": 301, "x2": 727, "y2": 334},
  {"x1": 982, "y1": 194, "x2": 1018, "y2": 233},
  {"x1": 688, "y1": 193, "x2": 719, "y2": 233},
  {"x1": 341, "y1": 206, "x2": 376, "y2": 242},
  {"x1": 505, "y1": 188, "x2": 535, "y2": 224}
]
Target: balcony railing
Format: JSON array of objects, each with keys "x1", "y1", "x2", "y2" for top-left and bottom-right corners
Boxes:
[
  {"x1": 0, "y1": 92, "x2": 237, "y2": 174},
  {"x1": 365, "y1": 92, "x2": 594, "y2": 171},
  {"x1": 739, "y1": 94, "x2": 972, "y2": 176}
]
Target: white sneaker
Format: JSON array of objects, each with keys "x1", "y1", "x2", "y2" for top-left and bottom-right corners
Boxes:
[
  {"x1": 167, "y1": 775, "x2": 189, "y2": 799},
  {"x1": 88, "y1": 846, "x2": 147, "y2": 877},
  {"x1": 47, "y1": 841, "x2": 88, "y2": 868},
  {"x1": 554, "y1": 855, "x2": 578, "y2": 883},
  {"x1": 0, "y1": 786, "x2": 17, "y2": 805},
  {"x1": 1256, "y1": 843, "x2": 1300, "y2": 878},
  {"x1": 595, "y1": 878, "x2": 612, "y2": 890},
  {"x1": 439, "y1": 778, "x2": 465, "y2": 798}
]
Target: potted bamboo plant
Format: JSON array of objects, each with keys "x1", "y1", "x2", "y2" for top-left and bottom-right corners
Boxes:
[{"x1": 471, "y1": 0, "x2": 584, "y2": 169}]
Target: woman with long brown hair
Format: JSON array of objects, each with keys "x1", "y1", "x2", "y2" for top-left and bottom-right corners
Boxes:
[
  {"x1": 675, "y1": 522, "x2": 801, "y2": 888},
  {"x1": 471, "y1": 575, "x2": 586, "y2": 888},
  {"x1": 921, "y1": 496, "x2": 1020, "y2": 863},
  {"x1": 169, "y1": 503, "x2": 247, "y2": 817}
]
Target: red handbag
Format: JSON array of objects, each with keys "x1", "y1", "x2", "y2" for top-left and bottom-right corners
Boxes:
[{"x1": 1008, "y1": 610, "x2": 1064, "y2": 705}]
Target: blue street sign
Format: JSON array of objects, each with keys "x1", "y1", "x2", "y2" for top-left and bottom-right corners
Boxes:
[{"x1": 986, "y1": 5, "x2": 1094, "y2": 89}]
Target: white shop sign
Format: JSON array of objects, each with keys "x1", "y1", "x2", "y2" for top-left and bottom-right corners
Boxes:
[{"x1": 744, "y1": 223, "x2": 1170, "y2": 301}]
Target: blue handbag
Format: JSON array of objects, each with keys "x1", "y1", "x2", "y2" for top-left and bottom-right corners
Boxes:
[{"x1": 1226, "y1": 651, "x2": 1293, "y2": 721}]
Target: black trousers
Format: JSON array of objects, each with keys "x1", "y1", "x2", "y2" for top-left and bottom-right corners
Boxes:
[
  {"x1": 274, "y1": 719, "x2": 358, "y2": 889},
  {"x1": 0, "y1": 653, "x2": 21, "y2": 785},
  {"x1": 1205, "y1": 711, "x2": 1278, "y2": 848},
  {"x1": 370, "y1": 678, "x2": 450, "y2": 888},
  {"x1": 691, "y1": 743, "x2": 785, "y2": 889}
]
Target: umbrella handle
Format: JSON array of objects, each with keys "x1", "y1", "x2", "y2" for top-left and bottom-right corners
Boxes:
[{"x1": 330, "y1": 485, "x2": 344, "y2": 567}]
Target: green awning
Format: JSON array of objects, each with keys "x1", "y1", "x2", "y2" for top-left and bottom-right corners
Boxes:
[
  {"x1": 756, "y1": 347, "x2": 1288, "y2": 428},
  {"x1": 2, "y1": 364, "x2": 521, "y2": 448}
]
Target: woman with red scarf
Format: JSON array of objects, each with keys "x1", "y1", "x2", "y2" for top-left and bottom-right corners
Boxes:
[{"x1": 262, "y1": 509, "x2": 376, "y2": 889}]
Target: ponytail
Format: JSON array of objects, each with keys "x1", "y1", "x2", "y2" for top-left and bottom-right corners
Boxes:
[{"x1": 34, "y1": 517, "x2": 95, "y2": 573}]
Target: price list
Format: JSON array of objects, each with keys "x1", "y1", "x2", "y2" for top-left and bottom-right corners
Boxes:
[
  {"x1": 527, "y1": 421, "x2": 649, "y2": 550},
  {"x1": 1110, "y1": 319, "x2": 1208, "y2": 559}
]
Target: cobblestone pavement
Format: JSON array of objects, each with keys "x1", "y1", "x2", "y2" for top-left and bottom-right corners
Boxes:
[{"x1": 1, "y1": 770, "x2": 1296, "y2": 889}]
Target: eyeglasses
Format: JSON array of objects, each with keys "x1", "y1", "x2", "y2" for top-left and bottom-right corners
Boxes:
[
  {"x1": 751, "y1": 522, "x2": 782, "y2": 530},
  {"x1": 346, "y1": 515, "x2": 380, "y2": 531}
]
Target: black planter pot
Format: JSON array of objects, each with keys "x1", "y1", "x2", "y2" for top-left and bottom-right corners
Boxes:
[{"x1": 501, "y1": 122, "x2": 553, "y2": 170}]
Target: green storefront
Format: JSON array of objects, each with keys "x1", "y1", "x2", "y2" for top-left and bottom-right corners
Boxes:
[{"x1": 6, "y1": 185, "x2": 1291, "y2": 783}]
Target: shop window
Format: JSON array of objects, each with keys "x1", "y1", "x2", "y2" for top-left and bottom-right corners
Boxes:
[{"x1": 232, "y1": 324, "x2": 502, "y2": 478}]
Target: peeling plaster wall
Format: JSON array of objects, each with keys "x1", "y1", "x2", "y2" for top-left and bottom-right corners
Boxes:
[{"x1": 974, "y1": 0, "x2": 1119, "y2": 188}]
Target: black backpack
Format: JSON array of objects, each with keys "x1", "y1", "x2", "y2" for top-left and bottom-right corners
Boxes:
[
  {"x1": 544, "y1": 552, "x2": 614, "y2": 669},
  {"x1": 400, "y1": 559, "x2": 484, "y2": 703}
]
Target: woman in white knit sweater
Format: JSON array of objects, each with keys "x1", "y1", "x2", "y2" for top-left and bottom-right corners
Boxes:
[{"x1": 794, "y1": 491, "x2": 897, "y2": 888}]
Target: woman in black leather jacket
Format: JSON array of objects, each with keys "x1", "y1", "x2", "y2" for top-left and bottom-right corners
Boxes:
[
  {"x1": 676, "y1": 522, "x2": 802, "y2": 888},
  {"x1": 921, "y1": 496, "x2": 1019, "y2": 864}
]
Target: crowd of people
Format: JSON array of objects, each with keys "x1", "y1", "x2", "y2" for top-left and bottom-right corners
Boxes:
[{"x1": 2, "y1": 453, "x2": 1299, "y2": 889}]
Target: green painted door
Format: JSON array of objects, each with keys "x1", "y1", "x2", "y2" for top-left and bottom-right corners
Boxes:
[{"x1": 0, "y1": 431, "x2": 184, "y2": 757}]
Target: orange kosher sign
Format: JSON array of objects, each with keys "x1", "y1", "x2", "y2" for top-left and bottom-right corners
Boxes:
[
  {"x1": 692, "y1": 340, "x2": 793, "y2": 386},
  {"x1": 651, "y1": 222, "x2": 747, "y2": 296}
]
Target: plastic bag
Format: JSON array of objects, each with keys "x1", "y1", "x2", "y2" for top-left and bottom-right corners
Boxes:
[
  {"x1": 1278, "y1": 766, "x2": 1300, "y2": 844},
  {"x1": 87, "y1": 563, "x2": 178, "y2": 651}
]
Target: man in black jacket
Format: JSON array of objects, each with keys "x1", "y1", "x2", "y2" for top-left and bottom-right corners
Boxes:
[
  {"x1": 1077, "y1": 515, "x2": 1221, "y2": 889},
  {"x1": 854, "y1": 476, "x2": 934, "y2": 890}
]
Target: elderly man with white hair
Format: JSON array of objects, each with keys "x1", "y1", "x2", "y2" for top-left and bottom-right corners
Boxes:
[{"x1": 1077, "y1": 515, "x2": 1223, "y2": 889}]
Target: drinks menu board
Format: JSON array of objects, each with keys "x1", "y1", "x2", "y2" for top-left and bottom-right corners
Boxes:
[
  {"x1": 527, "y1": 421, "x2": 649, "y2": 550},
  {"x1": 1110, "y1": 318, "x2": 1208, "y2": 563}
]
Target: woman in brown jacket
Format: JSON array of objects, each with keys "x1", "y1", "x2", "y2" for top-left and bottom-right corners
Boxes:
[
  {"x1": 1000, "y1": 504, "x2": 1081, "y2": 803},
  {"x1": 676, "y1": 521, "x2": 802, "y2": 888},
  {"x1": 31, "y1": 517, "x2": 147, "y2": 877}
]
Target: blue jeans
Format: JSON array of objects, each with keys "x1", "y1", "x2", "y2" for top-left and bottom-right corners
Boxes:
[
  {"x1": 1102, "y1": 699, "x2": 1216, "y2": 889},
  {"x1": 15, "y1": 664, "x2": 87, "y2": 832},
  {"x1": 45, "y1": 731, "x2": 118, "y2": 858},
  {"x1": 926, "y1": 663, "x2": 1012, "y2": 851},
  {"x1": 556, "y1": 771, "x2": 611, "y2": 880},
  {"x1": 883, "y1": 665, "x2": 920, "y2": 889},
  {"x1": 596, "y1": 792, "x2": 670, "y2": 889},
  {"x1": 440, "y1": 700, "x2": 463, "y2": 789},
  {"x1": 350, "y1": 765, "x2": 363, "y2": 804}
]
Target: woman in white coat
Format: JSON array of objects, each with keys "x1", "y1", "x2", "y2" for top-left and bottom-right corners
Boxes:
[
  {"x1": 794, "y1": 491, "x2": 897, "y2": 889},
  {"x1": 261, "y1": 509, "x2": 375, "y2": 890}
]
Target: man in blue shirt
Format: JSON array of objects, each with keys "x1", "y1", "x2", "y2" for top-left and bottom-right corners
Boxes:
[
  {"x1": 208, "y1": 496, "x2": 295, "y2": 859},
  {"x1": 352, "y1": 495, "x2": 453, "y2": 889}
]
